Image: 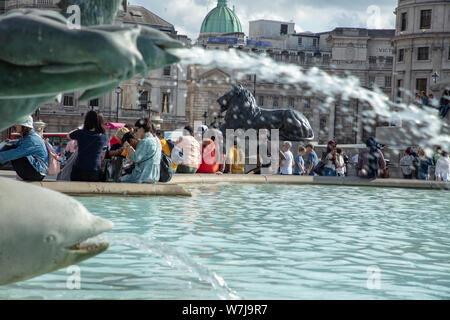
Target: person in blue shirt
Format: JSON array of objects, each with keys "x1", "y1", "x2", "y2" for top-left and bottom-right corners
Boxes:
[
  {"x1": 293, "y1": 145, "x2": 306, "y2": 175},
  {"x1": 121, "y1": 118, "x2": 162, "y2": 184},
  {"x1": 417, "y1": 148, "x2": 433, "y2": 180},
  {"x1": 0, "y1": 116, "x2": 48, "y2": 181},
  {"x1": 69, "y1": 110, "x2": 108, "y2": 182},
  {"x1": 438, "y1": 91, "x2": 449, "y2": 119},
  {"x1": 304, "y1": 144, "x2": 319, "y2": 176}
]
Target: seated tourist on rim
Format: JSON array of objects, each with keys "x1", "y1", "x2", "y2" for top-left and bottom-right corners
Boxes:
[
  {"x1": 225, "y1": 138, "x2": 245, "y2": 174},
  {"x1": 0, "y1": 116, "x2": 48, "y2": 181},
  {"x1": 197, "y1": 126, "x2": 220, "y2": 174},
  {"x1": 121, "y1": 118, "x2": 162, "y2": 184},
  {"x1": 69, "y1": 111, "x2": 108, "y2": 182},
  {"x1": 175, "y1": 126, "x2": 202, "y2": 174}
]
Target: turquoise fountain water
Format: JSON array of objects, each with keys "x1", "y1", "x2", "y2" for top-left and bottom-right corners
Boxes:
[{"x1": 2, "y1": 184, "x2": 449, "y2": 299}]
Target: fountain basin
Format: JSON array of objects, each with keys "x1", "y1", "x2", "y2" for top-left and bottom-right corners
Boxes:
[{"x1": 2, "y1": 183, "x2": 449, "y2": 299}]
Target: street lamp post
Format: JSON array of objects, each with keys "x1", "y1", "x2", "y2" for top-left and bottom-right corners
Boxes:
[
  {"x1": 147, "y1": 99, "x2": 152, "y2": 119},
  {"x1": 431, "y1": 70, "x2": 440, "y2": 84},
  {"x1": 115, "y1": 86, "x2": 122, "y2": 123},
  {"x1": 210, "y1": 116, "x2": 218, "y2": 128},
  {"x1": 217, "y1": 113, "x2": 224, "y2": 127}
]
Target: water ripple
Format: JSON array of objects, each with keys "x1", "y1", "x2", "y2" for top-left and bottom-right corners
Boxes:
[{"x1": 1, "y1": 184, "x2": 449, "y2": 299}]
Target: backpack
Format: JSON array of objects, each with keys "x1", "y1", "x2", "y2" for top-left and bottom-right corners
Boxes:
[
  {"x1": 43, "y1": 139, "x2": 61, "y2": 176},
  {"x1": 159, "y1": 152, "x2": 173, "y2": 183}
]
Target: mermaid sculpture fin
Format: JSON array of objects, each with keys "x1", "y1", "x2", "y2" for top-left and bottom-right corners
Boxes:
[
  {"x1": 40, "y1": 63, "x2": 98, "y2": 74},
  {"x1": 78, "y1": 81, "x2": 120, "y2": 102}
]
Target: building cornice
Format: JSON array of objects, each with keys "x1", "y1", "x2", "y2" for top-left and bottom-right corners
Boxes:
[
  {"x1": 393, "y1": 31, "x2": 450, "y2": 41},
  {"x1": 397, "y1": 0, "x2": 450, "y2": 10}
]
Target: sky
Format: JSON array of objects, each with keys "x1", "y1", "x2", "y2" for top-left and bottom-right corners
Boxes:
[{"x1": 130, "y1": 0, "x2": 398, "y2": 40}]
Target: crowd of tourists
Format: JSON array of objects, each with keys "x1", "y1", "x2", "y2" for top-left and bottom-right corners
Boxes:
[
  {"x1": 0, "y1": 111, "x2": 449, "y2": 183},
  {"x1": 0, "y1": 111, "x2": 246, "y2": 183},
  {"x1": 277, "y1": 137, "x2": 387, "y2": 179},
  {"x1": 399, "y1": 145, "x2": 450, "y2": 181},
  {"x1": 415, "y1": 90, "x2": 450, "y2": 119}
]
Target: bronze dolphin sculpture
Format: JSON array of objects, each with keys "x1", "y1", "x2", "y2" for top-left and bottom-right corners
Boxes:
[{"x1": 0, "y1": 8, "x2": 183, "y2": 131}]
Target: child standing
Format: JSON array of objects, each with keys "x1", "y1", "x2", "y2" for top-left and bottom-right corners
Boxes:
[{"x1": 293, "y1": 145, "x2": 306, "y2": 175}]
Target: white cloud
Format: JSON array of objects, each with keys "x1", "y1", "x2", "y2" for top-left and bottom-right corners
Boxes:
[{"x1": 129, "y1": 0, "x2": 396, "y2": 40}]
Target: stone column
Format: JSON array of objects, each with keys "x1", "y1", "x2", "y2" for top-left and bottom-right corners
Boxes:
[
  {"x1": 328, "y1": 102, "x2": 336, "y2": 141},
  {"x1": 313, "y1": 98, "x2": 320, "y2": 143},
  {"x1": 404, "y1": 42, "x2": 413, "y2": 104}
]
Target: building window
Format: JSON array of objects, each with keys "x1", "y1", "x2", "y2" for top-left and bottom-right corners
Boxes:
[
  {"x1": 420, "y1": 10, "x2": 432, "y2": 29},
  {"x1": 416, "y1": 78, "x2": 427, "y2": 94},
  {"x1": 89, "y1": 99, "x2": 99, "y2": 108},
  {"x1": 369, "y1": 56, "x2": 377, "y2": 64},
  {"x1": 398, "y1": 49, "x2": 405, "y2": 62},
  {"x1": 313, "y1": 38, "x2": 318, "y2": 47},
  {"x1": 298, "y1": 37, "x2": 302, "y2": 46},
  {"x1": 303, "y1": 98, "x2": 311, "y2": 109},
  {"x1": 161, "y1": 93, "x2": 170, "y2": 113},
  {"x1": 289, "y1": 97, "x2": 295, "y2": 108},
  {"x1": 401, "y1": 12, "x2": 407, "y2": 31},
  {"x1": 63, "y1": 94, "x2": 74, "y2": 107},
  {"x1": 417, "y1": 47, "x2": 429, "y2": 61},
  {"x1": 258, "y1": 96, "x2": 264, "y2": 106},
  {"x1": 386, "y1": 56, "x2": 393, "y2": 65},
  {"x1": 163, "y1": 66, "x2": 171, "y2": 77},
  {"x1": 385, "y1": 76, "x2": 392, "y2": 88},
  {"x1": 139, "y1": 91, "x2": 149, "y2": 109},
  {"x1": 280, "y1": 24, "x2": 288, "y2": 35},
  {"x1": 320, "y1": 118, "x2": 327, "y2": 130},
  {"x1": 368, "y1": 76, "x2": 376, "y2": 88},
  {"x1": 273, "y1": 97, "x2": 279, "y2": 108},
  {"x1": 448, "y1": 47, "x2": 450, "y2": 60}
]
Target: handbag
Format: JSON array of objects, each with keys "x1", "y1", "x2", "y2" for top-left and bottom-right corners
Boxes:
[
  {"x1": 380, "y1": 168, "x2": 390, "y2": 179},
  {"x1": 313, "y1": 161, "x2": 325, "y2": 176}
]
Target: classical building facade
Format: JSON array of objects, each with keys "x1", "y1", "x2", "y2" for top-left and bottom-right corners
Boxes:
[
  {"x1": 376, "y1": 0, "x2": 450, "y2": 150},
  {"x1": 185, "y1": 0, "x2": 396, "y2": 144},
  {"x1": 392, "y1": 0, "x2": 450, "y2": 103},
  {"x1": 0, "y1": 0, "x2": 58, "y2": 12}
]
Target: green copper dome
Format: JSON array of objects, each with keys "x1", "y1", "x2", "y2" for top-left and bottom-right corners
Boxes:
[{"x1": 200, "y1": 0, "x2": 242, "y2": 34}]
